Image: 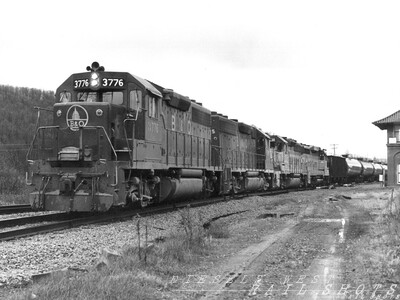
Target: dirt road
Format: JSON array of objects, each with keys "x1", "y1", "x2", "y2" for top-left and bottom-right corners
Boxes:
[{"x1": 173, "y1": 184, "x2": 395, "y2": 299}]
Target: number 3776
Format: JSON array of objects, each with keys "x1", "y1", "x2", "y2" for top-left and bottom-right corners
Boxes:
[{"x1": 103, "y1": 78, "x2": 124, "y2": 87}]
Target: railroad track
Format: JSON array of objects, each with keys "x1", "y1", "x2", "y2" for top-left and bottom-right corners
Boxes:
[
  {"x1": 0, "y1": 207, "x2": 164, "y2": 242},
  {"x1": 0, "y1": 212, "x2": 73, "y2": 229},
  {"x1": 0, "y1": 188, "x2": 299, "y2": 242},
  {"x1": 0, "y1": 204, "x2": 31, "y2": 214}
]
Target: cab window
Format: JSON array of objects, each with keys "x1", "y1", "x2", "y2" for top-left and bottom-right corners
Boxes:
[
  {"x1": 77, "y1": 92, "x2": 97, "y2": 102},
  {"x1": 129, "y1": 90, "x2": 142, "y2": 110},
  {"x1": 59, "y1": 91, "x2": 72, "y2": 102},
  {"x1": 103, "y1": 91, "x2": 123, "y2": 105},
  {"x1": 76, "y1": 91, "x2": 123, "y2": 104},
  {"x1": 148, "y1": 96, "x2": 158, "y2": 118}
]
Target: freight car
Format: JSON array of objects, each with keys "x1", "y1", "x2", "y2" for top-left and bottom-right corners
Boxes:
[
  {"x1": 24, "y1": 62, "x2": 334, "y2": 212},
  {"x1": 372, "y1": 163, "x2": 384, "y2": 181},
  {"x1": 328, "y1": 155, "x2": 385, "y2": 184},
  {"x1": 360, "y1": 161, "x2": 375, "y2": 182}
]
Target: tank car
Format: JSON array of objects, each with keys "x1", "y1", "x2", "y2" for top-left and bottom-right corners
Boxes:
[
  {"x1": 328, "y1": 155, "x2": 363, "y2": 184},
  {"x1": 372, "y1": 163, "x2": 383, "y2": 181},
  {"x1": 359, "y1": 161, "x2": 375, "y2": 182}
]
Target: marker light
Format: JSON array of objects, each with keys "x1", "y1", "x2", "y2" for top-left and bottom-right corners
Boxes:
[{"x1": 90, "y1": 72, "x2": 100, "y2": 88}]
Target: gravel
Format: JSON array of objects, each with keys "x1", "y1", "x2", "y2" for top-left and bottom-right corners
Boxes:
[{"x1": 0, "y1": 196, "x2": 277, "y2": 287}]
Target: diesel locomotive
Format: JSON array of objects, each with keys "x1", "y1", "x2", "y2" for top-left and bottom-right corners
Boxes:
[{"x1": 26, "y1": 62, "x2": 359, "y2": 212}]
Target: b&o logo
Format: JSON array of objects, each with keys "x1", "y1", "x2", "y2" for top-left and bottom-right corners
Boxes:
[{"x1": 66, "y1": 105, "x2": 89, "y2": 131}]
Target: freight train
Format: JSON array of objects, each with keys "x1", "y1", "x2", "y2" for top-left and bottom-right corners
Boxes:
[{"x1": 25, "y1": 62, "x2": 384, "y2": 212}]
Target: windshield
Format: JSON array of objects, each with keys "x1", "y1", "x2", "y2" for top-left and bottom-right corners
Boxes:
[{"x1": 76, "y1": 91, "x2": 123, "y2": 105}]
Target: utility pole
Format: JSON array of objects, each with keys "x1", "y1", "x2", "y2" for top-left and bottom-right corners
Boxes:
[{"x1": 331, "y1": 144, "x2": 338, "y2": 155}]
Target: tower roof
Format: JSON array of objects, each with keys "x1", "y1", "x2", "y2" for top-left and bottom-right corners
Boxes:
[{"x1": 373, "y1": 110, "x2": 400, "y2": 130}]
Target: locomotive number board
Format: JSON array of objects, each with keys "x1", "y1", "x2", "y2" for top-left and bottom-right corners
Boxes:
[
  {"x1": 102, "y1": 78, "x2": 125, "y2": 87},
  {"x1": 73, "y1": 78, "x2": 125, "y2": 89}
]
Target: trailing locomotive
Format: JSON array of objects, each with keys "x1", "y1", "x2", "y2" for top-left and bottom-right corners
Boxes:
[{"x1": 26, "y1": 62, "x2": 375, "y2": 212}]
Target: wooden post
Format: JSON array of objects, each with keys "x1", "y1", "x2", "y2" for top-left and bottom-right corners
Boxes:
[
  {"x1": 137, "y1": 218, "x2": 141, "y2": 260},
  {"x1": 145, "y1": 221, "x2": 148, "y2": 265}
]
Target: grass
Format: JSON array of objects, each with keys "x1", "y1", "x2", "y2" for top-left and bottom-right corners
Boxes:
[
  {"x1": 343, "y1": 187, "x2": 400, "y2": 289},
  {"x1": 6, "y1": 206, "x2": 231, "y2": 300}
]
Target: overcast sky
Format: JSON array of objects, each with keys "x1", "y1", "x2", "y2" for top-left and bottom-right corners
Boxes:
[{"x1": 1, "y1": 0, "x2": 399, "y2": 159}]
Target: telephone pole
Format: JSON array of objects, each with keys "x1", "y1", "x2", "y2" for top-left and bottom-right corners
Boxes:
[{"x1": 331, "y1": 144, "x2": 338, "y2": 155}]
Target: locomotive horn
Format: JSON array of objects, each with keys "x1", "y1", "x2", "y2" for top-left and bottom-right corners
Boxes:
[{"x1": 86, "y1": 62, "x2": 104, "y2": 72}]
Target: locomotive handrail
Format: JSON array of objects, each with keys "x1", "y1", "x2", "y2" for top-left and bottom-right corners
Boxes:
[
  {"x1": 26, "y1": 125, "x2": 118, "y2": 162},
  {"x1": 26, "y1": 125, "x2": 60, "y2": 161},
  {"x1": 79, "y1": 126, "x2": 118, "y2": 160}
]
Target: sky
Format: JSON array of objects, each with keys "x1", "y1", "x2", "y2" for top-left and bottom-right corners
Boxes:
[{"x1": 1, "y1": 0, "x2": 399, "y2": 160}]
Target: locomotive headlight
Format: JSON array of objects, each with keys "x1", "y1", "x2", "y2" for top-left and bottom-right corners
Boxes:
[
  {"x1": 56, "y1": 110, "x2": 62, "y2": 117},
  {"x1": 90, "y1": 72, "x2": 100, "y2": 88}
]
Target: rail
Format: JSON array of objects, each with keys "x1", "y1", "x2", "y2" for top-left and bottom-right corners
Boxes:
[
  {"x1": 0, "y1": 212, "x2": 71, "y2": 229},
  {"x1": 0, "y1": 204, "x2": 31, "y2": 214}
]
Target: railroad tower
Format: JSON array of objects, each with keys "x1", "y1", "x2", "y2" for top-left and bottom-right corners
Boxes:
[{"x1": 373, "y1": 111, "x2": 400, "y2": 186}]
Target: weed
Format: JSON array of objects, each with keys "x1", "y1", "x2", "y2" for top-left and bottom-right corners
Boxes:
[
  {"x1": 208, "y1": 221, "x2": 230, "y2": 239},
  {"x1": 377, "y1": 188, "x2": 400, "y2": 283},
  {"x1": 177, "y1": 205, "x2": 207, "y2": 245}
]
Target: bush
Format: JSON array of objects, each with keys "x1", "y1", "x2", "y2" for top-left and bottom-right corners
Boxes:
[
  {"x1": 0, "y1": 151, "x2": 26, "y2": 195},
  {"x1": 208, "y1": 222, "x2": 230, "y2": 239}
]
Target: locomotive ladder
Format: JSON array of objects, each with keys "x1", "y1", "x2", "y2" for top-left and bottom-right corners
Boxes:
[
  {"x1": 122, "y1": 119, "x2": 134, "y2": 163},
  {"x1": 38, "y1": 176, "x2": 51, "y2": 210}
]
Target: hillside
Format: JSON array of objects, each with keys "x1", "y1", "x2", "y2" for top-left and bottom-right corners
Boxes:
[
  {"x1": 0, "y1": 85, "x2": 55, "y2": 195},
  {"x1": 0, "y1": 85, "x2": 55, "y2": 145}
]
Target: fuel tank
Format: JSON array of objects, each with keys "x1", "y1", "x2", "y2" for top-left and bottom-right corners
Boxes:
[
  {"x1": 245, "y1": 177, "x2": 266, "y2": 191},
  {"x1": 159, "y1": 177, "x2": 203, "y2": 202},
  {"x1": 285, "y1": 177, "x2": 301, "y2": 188}
]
